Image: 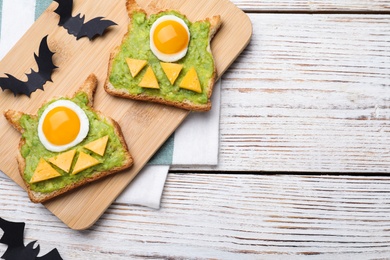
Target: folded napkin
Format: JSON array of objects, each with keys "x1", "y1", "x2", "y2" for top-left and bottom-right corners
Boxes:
[
  {"x1": 0, "y1": 0, "x2": 220, "y2": 209},
  {"x1": 116, "y1": 81, "x2": 221, "y2": 208}
]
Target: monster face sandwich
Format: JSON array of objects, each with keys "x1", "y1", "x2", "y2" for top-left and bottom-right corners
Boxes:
[
  {"x1": 4, "y1": 74, "x2": 133, "y2": 203},
  {"x1": 105, "y1": 0, "x2": 222, "y2": 111}
]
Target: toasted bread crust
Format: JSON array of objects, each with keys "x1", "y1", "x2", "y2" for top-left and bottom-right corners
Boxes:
[
  {"x1": 3, "y1": 74, "x2": 133, "y2": 203},
  {"x1": 77, "y1": 73, "x2": 98, "y2": 107},
  {"x1": 104, "y1": 0, "x2": 221, "y2": 112},
  {"x1": 4, "y1": 110, "x2": 25, "y2": 133}
]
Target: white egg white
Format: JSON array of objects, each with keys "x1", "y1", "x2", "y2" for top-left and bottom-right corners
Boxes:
[
  {"x1": 38, "y1": 100, "x2": 90, "y2": 152},
  {"x1": 149, "y1": 15, "x2": 190, "y2": 62}
]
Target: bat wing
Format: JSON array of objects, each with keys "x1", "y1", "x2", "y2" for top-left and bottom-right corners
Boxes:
[
  {"x1": 37, "y1": 248, "x2": 63, "y2": 260},
  {"x1": 53, "y1": 0, "x2": 73, "y2": 26},
  {"x1": 0, "y1": 218, "x2": 63, "y2": 260},
  {"x1": 0, "y1": 36, "x2": 56, "y2": 97},
  {"x1": 0, "y1": 217, "x2": 26, "y2": 259},
  {"x1": 0, "y1": 74, "x2": 29, "y2": 96},
  {"x1": 77, "y1": 17, "x2": 117, "y2": 40},
  {"x1": 32, "y1": 35, "x2": 58, "y2": 83},
  {"x1": 0, "y1": 217, "x2": 25, "y2": 248}
]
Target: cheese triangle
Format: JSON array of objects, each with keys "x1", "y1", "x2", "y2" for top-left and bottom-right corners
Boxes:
[
  {"x1": 72, "y1": 152, "x2": 100, "y2": 175},
  {"x1": 179, "y1": 67, "x2": 202, "y2": 93},
  {"x1": 139, "y1": 66, "x2": 159, "y2": 89},
  {"x1": 126, "y1": 58, "x2": 147, "y2": 77},
  {"x1": 48, "y1": 149, "x2": 76, "y2": 173},
  {"x1": 30, "y1": 158, "x2": 61, "y2": 183},
  {"x1": 160, "y1": 62, "x2": 183, "y2": 85},
  {"x1": 84, "y1": 136, "x2": 109, "y2": 156}
]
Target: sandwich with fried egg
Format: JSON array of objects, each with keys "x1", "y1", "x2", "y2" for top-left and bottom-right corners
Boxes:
[
  {"x1": 4, "y1": 74, "x2": 133, "y2": 203},
  {"x1": 104, "y1": 0, "x2": 221, "y2": 111}
]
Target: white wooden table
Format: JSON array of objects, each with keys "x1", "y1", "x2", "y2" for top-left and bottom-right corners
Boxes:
[{"x1": 1, "y1": 0, "x2": 390, "y2": 258}]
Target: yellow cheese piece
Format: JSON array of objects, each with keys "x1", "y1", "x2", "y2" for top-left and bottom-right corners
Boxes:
[
  {"x1": 84, "y1": 135, "x2": 109, "y2": 156},
  {"x1": 126, "y1": 58, "x2": 147, "y2": 77},
  {"x1": 160, "y1": 62, "x2": 183, "y2": 84},
  {"x1": 179, "y1": 67, "x2": 202, "y2": 93},
  {"x1": 72, "y1": 152, "x2": 100, "y2": 175},
  {"x1": 139, "y1": 66, "x2": 159, "y2": 89},
  {"x1": 48, "y1": 149, "x2": 76, "y2": 173},
  {"x1": 30, "y1": 158, "x2": 61, "y2": 183}
]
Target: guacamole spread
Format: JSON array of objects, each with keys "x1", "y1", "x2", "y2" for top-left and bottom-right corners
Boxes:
[
  {"x1": 19, "y1": 92, "x2": 128, "y2": 193},
  {"x1": 109, "y1": 11, "x2": 214, "y2": 104}
]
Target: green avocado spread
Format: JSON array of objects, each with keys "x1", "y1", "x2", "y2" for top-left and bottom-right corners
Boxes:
[
  {"x1": 109, "y1": 11, "x2": 214, "y2": 104},
  {"x1": 19, "y1": 92, "x2": 128, "y2": 194}
]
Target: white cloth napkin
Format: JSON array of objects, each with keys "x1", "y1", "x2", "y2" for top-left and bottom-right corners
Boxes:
[
  {"x1": 116, "y1": 81, "x2": 221, "y2": 208},
  {"x1": 115, "y1": 165, "x2": 170, "y2": 209},
  {"x1": 0, "y1": 0, "x2": 221, "y2": 209}
]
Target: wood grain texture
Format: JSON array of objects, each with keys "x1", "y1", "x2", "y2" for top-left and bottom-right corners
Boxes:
[
  {"x1": 232, "y1": 0, "x2": 390, "y2": 12},
  {"x1": 0, "y1": 0, "x2": 251, "y2": 229},
  {"x1": 2, "y1": 172, "x2": 390, "y2": 258},
  {"x1": 1, "y1": 0, "x2": 390, "y2": 259},
  {"x1": 173, "y1": 13, "x2": 390, "y2": 173}
]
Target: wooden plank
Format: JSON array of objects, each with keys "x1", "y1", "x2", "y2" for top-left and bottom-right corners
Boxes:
[
  {"x1": 173, "y1": 13, "x2": 390, "y2": 173},
  {"x1": 232, "y1": 0, "x2": 390, "y2": 12},
  {"x1": 2, "y1": 172, "x2": 390, "y2": 258},
  {"x1": 0, "y1": 0, "x2": 252, "y2": 229}
]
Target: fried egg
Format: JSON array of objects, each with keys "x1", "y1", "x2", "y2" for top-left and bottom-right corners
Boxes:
[
  {"x1": 38, "y1": 100, "x2": 89, "y2": 152},
  {"x1": 150, "y1": 15, "x2": 190, "y2": 62}
]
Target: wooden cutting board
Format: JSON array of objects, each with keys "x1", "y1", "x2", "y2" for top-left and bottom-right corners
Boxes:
[{"x1": 0, "y1": 0, "x2": 251, "y2": 229}]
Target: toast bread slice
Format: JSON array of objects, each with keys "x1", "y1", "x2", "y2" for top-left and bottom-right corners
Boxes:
[
  {"x1": 104, "y1": 0, "x2": 222, "y2": 111},
  {"x1": 4, "y1": 74, "x2": 133, "y2": 203}
]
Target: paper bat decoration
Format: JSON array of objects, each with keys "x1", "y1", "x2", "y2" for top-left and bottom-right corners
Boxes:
[
  {"x1": 54, "y1": 0, "x2": 117, "y2": 40},
  {"x1": 0, "y1": 35, "x2": 57, "y2": 97},
  {"x1": 0, "y1": 217, "x2": 63, "y2": 260}
]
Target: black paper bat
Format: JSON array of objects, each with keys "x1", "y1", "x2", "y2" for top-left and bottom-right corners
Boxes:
[
  {"x1": 0, "y1": 217, "x2": 63, "y2": 260},
  {"x1": 0, "y1": 35, "x2": 57, "y2": 97},
  {"x1": 54, "y1": 0, "x2": 117, "y2": 40}
]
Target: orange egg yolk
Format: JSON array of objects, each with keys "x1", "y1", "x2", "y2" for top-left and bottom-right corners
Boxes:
[
  {"x1": 42, "y1": 106, "x2": 80, "y2": 146},
  {"x1": 153, "y1": 20, "x2": 189, "y2": 54}
]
